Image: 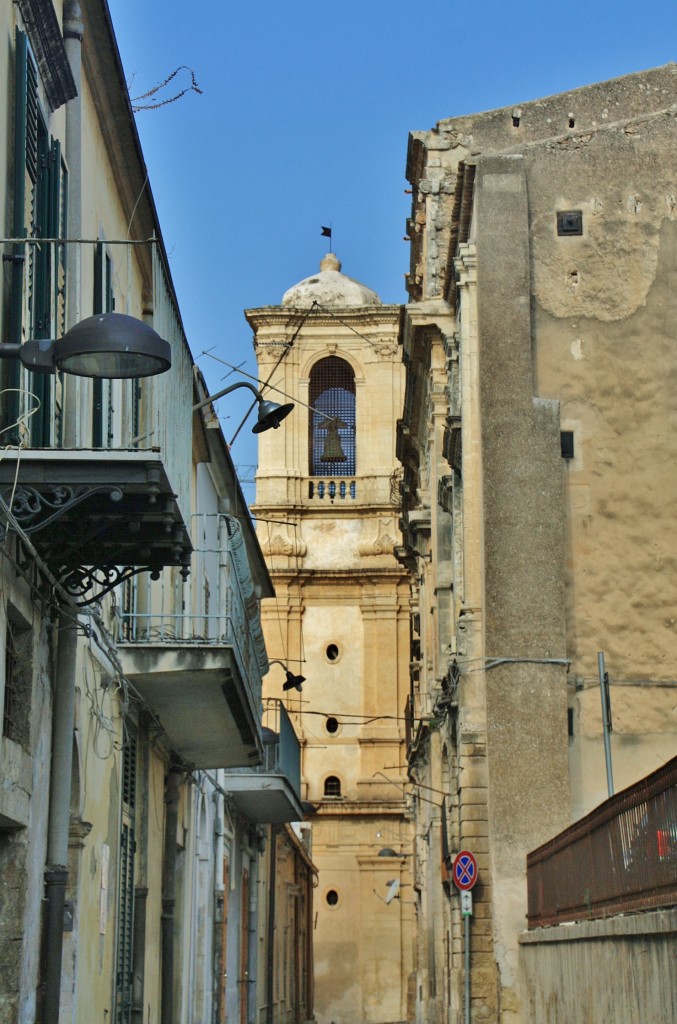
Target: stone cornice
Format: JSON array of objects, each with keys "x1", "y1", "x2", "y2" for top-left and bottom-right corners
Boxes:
[
  {"x1": 313, "y1": 799, "x2": 408, "y2": 817},
  {"x1": 246, "y1": 304, "x2": 402, "y2": 331}
]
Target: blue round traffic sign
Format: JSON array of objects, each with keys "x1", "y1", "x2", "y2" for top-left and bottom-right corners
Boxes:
[{"x1": 452, "y1": 850, "x2": 478, "y2": 891}]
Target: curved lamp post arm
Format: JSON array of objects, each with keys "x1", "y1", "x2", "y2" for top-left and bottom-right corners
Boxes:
[{"x1": 193, "y1": 380, "x2": 294, "y2": 433}]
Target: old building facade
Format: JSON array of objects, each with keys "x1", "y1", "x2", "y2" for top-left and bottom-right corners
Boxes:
[
  {"x1": 248, "y1": 256, "x2": 414, "y2": 1024},
  {"x1": 0, "y1": 3, "x2": 312, "y2": 1023},
  {"x1": 398, "y1": 65, "x2": 677, "y2": 1023}
]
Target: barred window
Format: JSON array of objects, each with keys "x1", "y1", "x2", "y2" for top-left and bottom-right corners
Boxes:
[
  {"x1": 324, "y1": 775, "x2": 342, "y2": 798},
  {"x1": 309, "y1": 357, "x2": 356, "y2": 476}
]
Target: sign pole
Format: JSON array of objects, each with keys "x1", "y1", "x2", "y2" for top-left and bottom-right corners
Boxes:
[
  {"x1": 452, "y1": 852, "x2": 478, "y2": 1024},
  {"x1": 598, "y1": 651, "x2": 614, "y2": 797},
  {"x1": 464, "y1": 912, "x2": 471, "y2": 1024}
]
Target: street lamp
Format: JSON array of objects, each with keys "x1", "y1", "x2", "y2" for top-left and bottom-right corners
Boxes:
[
  {"x1": 267, "y1": 659, "x2": 306, "y2": 692},
  {"x1": 0, "y1": 312, "x2": 172, "y2": 378},
  {"x1": 193, "y1": 380, "x2": 294, "y2": 433}
]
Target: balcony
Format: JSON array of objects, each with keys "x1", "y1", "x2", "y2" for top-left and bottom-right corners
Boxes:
[
  {"x1": 224, "y1": 700, "x2": 305, "y2": 824},
  {"x1": 0, "y1": 449, "x2": 191, "y2": 606},
  {"x1": 117, "y1": 513, "x2": 268, "y2": 769},
  {"x1": 303, "y1": 474, "x2": 399, "y2": 508},
  {"x1": 307, "y1": 477, "x2": 357, "y2": 501}
]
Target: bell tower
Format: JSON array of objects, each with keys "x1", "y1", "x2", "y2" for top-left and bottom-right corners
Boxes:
[{"x1": 247, "y1": 254, "x2": 413, "y2": 1024}]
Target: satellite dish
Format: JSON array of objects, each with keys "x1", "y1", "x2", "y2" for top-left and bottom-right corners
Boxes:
[{"x1": 385, "y1": 879, "x2": 401, "y2": 904}]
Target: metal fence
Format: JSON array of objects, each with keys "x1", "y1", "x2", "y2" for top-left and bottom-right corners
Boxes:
[{"x1": 527, "y1": 756, "x2": 677, "y2": 928}]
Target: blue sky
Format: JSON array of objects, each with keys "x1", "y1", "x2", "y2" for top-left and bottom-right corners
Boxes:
[{"x1": 110, "y1": 0, "x2": 676, "y2": 493}]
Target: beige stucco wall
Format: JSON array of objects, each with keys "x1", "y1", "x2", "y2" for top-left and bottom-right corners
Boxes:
[
  {"x1": 524, "y1": 115, "x2": 677, "y2": 815},
  {"x1": 67, "y1": 640, "x2": 168, "y2": 1023}
]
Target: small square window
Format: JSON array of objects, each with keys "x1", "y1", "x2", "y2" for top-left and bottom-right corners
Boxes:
[{"x1": 557, "y1": 211, "x2": 583, "y2": 236}]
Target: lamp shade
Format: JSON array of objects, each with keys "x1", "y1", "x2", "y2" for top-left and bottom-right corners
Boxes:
[
  {"x1": 53, "y1": 313, "x2": 171, "y2": 379},
  {"x1": 252, "y1": 399, "x2": 295, "y2": 434},
  {"x1": 282, "y1": 669, "x2": 306, "y2": 692}
]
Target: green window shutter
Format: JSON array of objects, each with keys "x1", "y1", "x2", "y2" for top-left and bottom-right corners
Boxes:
[
  {"x1": 92, "y1": 245, "x2": 104, "y2": 447},
  {"x1": 115, "y1": 727, "x2": 137, "y2": 1024},
  {"x1": 30, "y1": 133, "x2": 63, "y2": 447},
  {"x1": 92, "y1": 245, "x2": 115, "y2": 447},
  {"x1": 32, "y1": 123, "x2": 50, "y2": 338},
  {"x1": 3, "y1": 31, "x2": 38, "y2": 441},
  {"x1": 131, "y1": 379, "x2": 141, "y2": 445},
  {"x1": 8, "y1": 31, "x2": 67, "y2": 448},
  {"x1": 50, "y1": 140, "x2": 67, "y2": 340}
]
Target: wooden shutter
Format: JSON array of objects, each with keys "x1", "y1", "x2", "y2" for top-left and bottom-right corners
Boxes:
[
  {"x1": 115, "y1": 727, "x2": 137, "y2": 1024},
  {"x1": 92, "y1": 244, "x2": 115, "y2": 446},
  {"x1": 3, "y1": 30, "x2": 38, "y2": 440}
]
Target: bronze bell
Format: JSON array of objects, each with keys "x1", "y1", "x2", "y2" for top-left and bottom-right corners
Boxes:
[{"x1": 320, "y1": 416, "x2": 347, "y2": 462}]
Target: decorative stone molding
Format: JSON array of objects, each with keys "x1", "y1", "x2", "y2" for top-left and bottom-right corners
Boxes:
[
  {"x1": 442, "y1": 416, "x2": 462, "y2": 474},
  {"x1": 68, "y1": 816, "x2": 93, "y2": 849},
  {"x1": 371, "y1": 339, "x2": 400, "y2": 360},
  {"x1": 261, "y1": 533, "x2": 307, "y2": 558},
  {"x1": 358, "y1": 518, "x2": 398, "y2": 557}
]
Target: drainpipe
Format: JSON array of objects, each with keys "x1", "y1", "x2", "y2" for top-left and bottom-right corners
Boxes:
[
  {"x1": 40, "y1": 16, "x2": 84, "y2": 1017},
  {"x1": 132, "y1": 716, "x2": 151, "y2": 1024},
  {"x1": 161, "y1": 771, "x2": 181, "y2": 1024},
  {"x1": 62, "y1": 0, "x2": 84, "y2": 447},
  {"x1": 248, "y1": 833, "x2": 262, "y2": 1024},
  {"x1": 266, "y1": 826, "x2": 277, "y2": 1024},
  {"x1": 213, "y1": 784, "x2": 226, "y2": 1024},
  {"x1": 131, "y1": 887, "x2": 148, "y2": 1023},
  {"x1": 42, "y1": 602, "x2": 79, "y2": 1024}
]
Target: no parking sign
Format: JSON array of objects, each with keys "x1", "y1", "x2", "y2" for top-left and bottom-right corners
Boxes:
[{"x1": 452, "y1": 850, "x2": 478, "y2": 891}]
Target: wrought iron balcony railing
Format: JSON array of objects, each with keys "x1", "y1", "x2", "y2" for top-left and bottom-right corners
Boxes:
[{"x1": 116, "y1": 513, "x2": 268, "y2": 703}]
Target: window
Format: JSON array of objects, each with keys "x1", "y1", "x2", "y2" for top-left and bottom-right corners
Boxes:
[
  {"x1": 2, "y1": 613, "x2": 32, "y2": 749},
  {"x1": 92, "y1": 244, "x2": 115, "y2": 447},
  {"x1": 115, "y1": 725, "x2": 137, "y2": 1024},
  {"x1": 6, "y1": 30, "x2": 68, "y2": 447},
  {"x1": 560, "y1": 431, "x2": 575, "y2": 460},
  {"x1": 309, "y1": 357, "x2": 356, "y2": 476},
  {"x1": 323, "y1": 775, "x2": 342, "y2": 798}
]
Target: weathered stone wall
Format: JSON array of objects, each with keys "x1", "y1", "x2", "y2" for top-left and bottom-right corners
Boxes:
[
  {"x1": 473, "y1": 153, "x2": 572, "y2": 1021},
  {"x1": 0, "y1": 582, "x2": 52, "y2": 1024},
  {"x1": 519, "y1": 910, "x2": 677, "y2": 1023},
  {"x1": 525, "y1": 111, "x2": 677, "y2": 811},
  {"x1": 404, "y1": 62, "x2": 677, "y2": 1024}
]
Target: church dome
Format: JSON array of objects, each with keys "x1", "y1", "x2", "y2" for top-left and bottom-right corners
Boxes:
[{"x1": 282, "y1": 253, "x2": 381, "y2": 308}]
